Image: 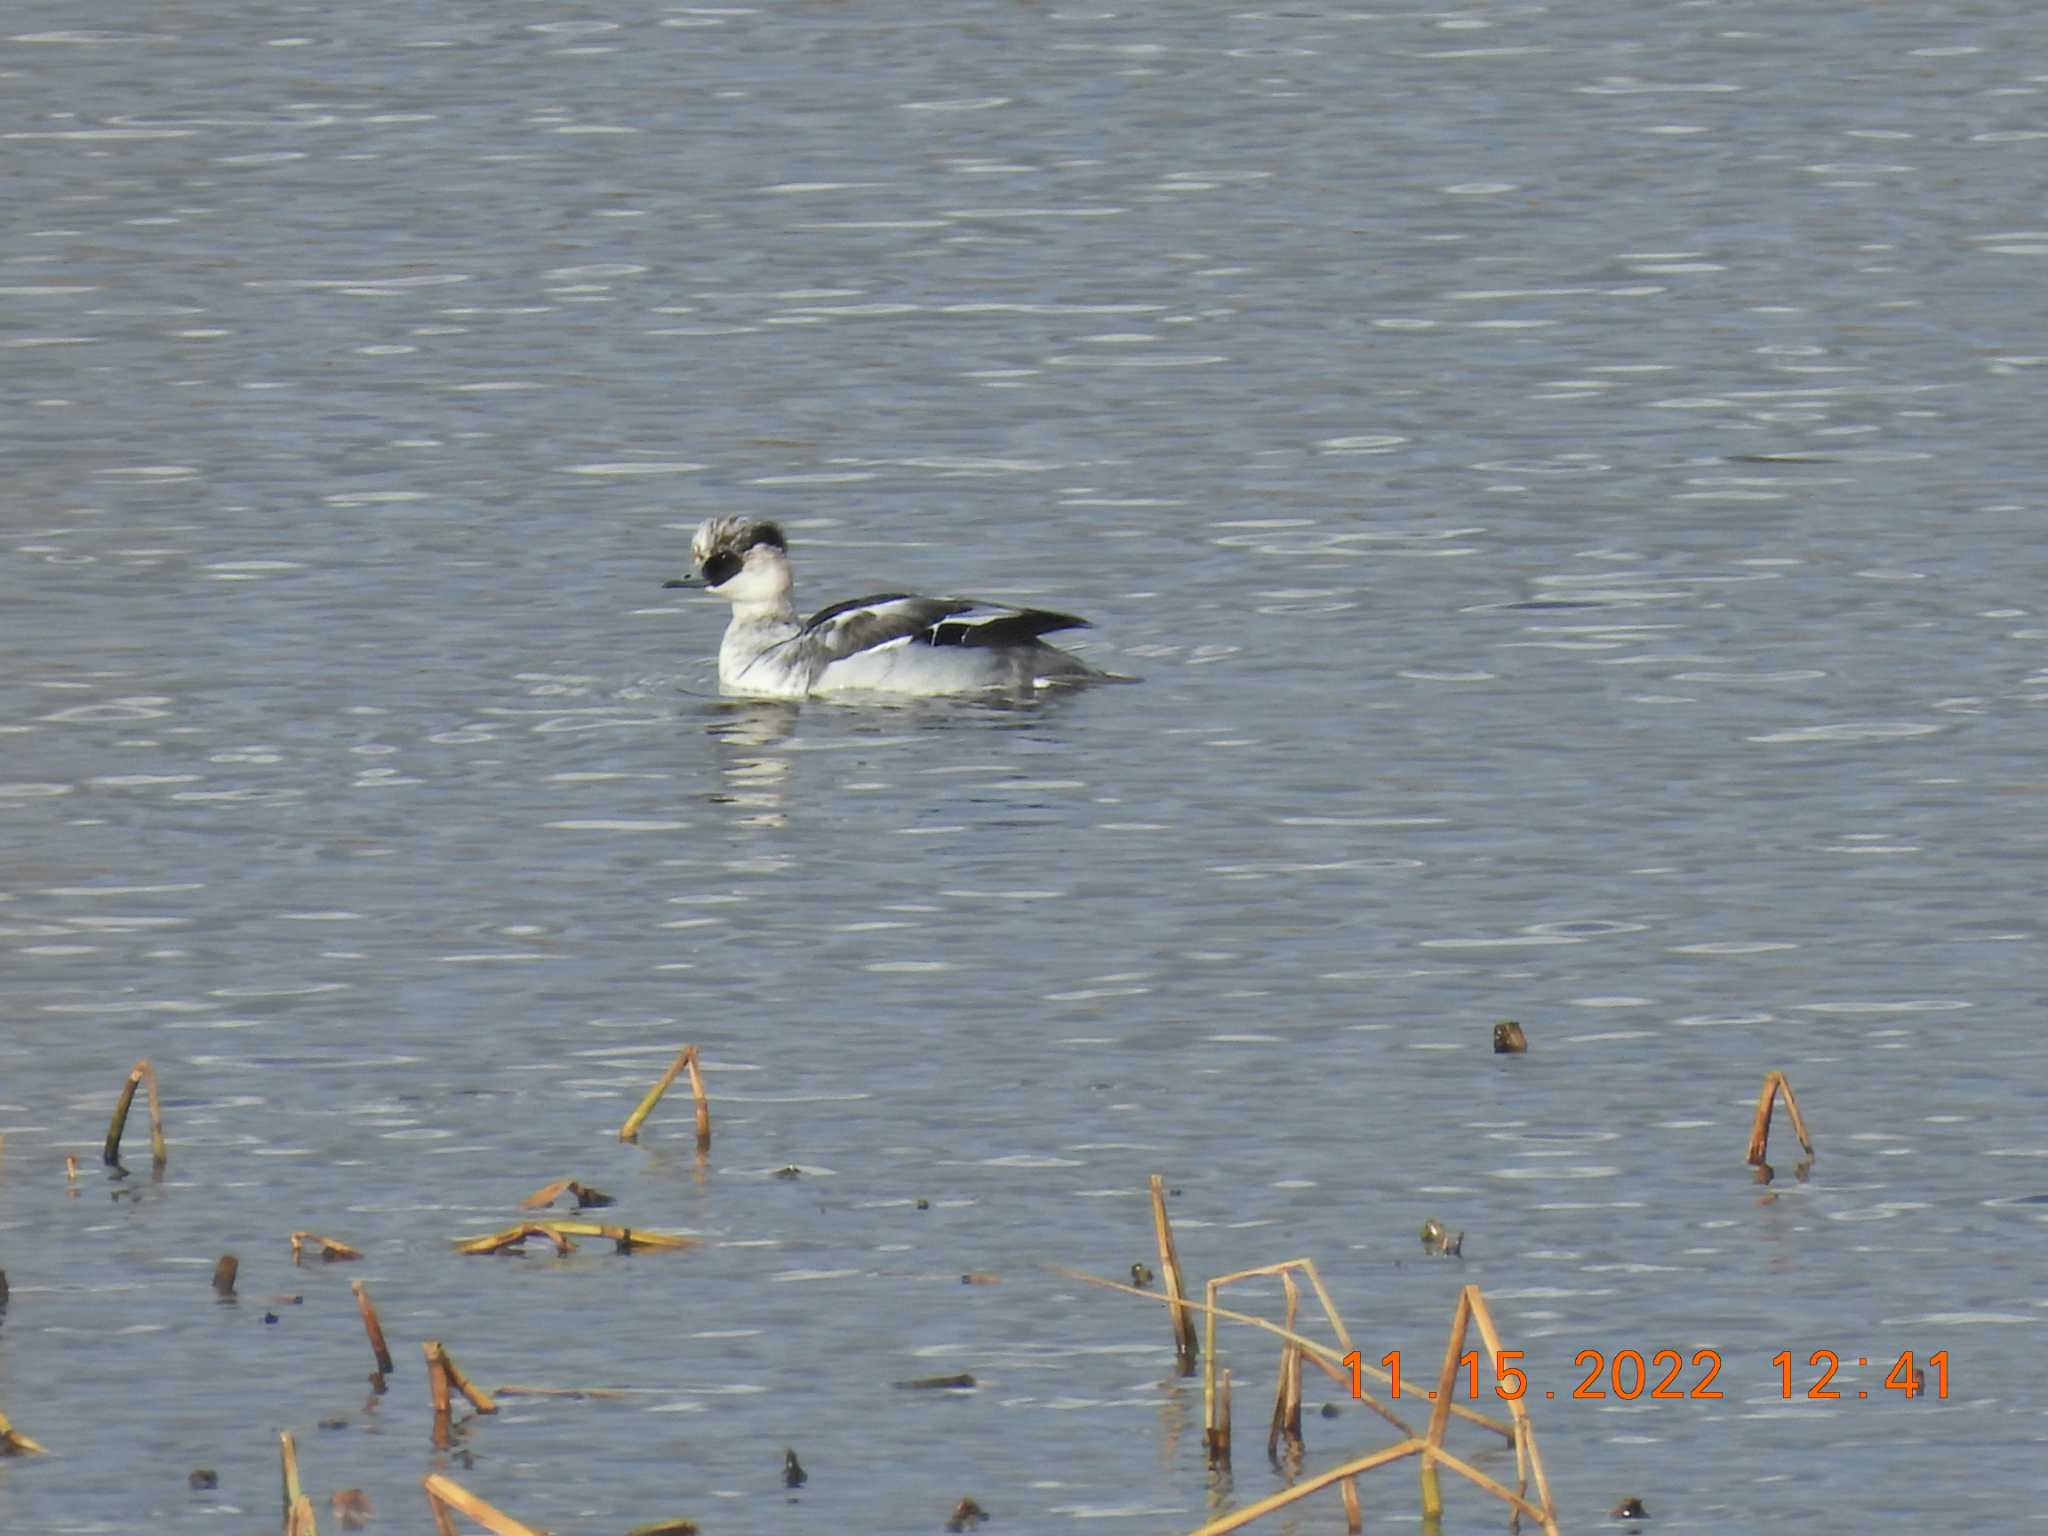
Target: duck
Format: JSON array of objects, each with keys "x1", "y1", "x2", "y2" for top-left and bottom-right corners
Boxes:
[{"x1": 664, "y1": 516, "x2": 1113, "y2": 698}]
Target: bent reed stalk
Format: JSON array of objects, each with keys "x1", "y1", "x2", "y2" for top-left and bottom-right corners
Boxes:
[{"x1": 102, "y1": 1059, "x2": 166, "y2": 1169}]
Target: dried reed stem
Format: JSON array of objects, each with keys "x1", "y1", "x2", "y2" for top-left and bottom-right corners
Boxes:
[
  {"x1": 0, "y1": 1408, "x2": 50, "y2": 1455},
  {"x1": 1148, "y1": 1175, "x2": 1198, "y2": 1372},
  {"x1": 1085, "y1": 1265, "x2": 1560, "y2": 1535},
  {"x1": 280, "y1": 1430, "x2": 318, "y2": 1534},
  {"x1": 427, "y1": 1484, "x2": 461, "y2": 1536},
  {"x1": 1266, "y1": 1272, "x2": 1303, "y2": 1461},
  {"x1": 1202, "y1": 1277, "x2": 1220, "y2": 1461},
  {"x1": 422, "y1": 1341, "x2": 497, "y2": 1413},
  {"x1": 1211, "y1": 1367, "x2": 1232, "y2": 1469},
  {"x1": 103, "y1": 1059, "x2": 166, "y2": 1168},
  {"x1": 351, "y1": 1280, "x2": 395, "y2": 1374},
  {"x1": 546, "y1": 1221, "x2": 698, "y2": 1252},
  {"x1": 1338, "y1": 1473, "x2": 1361, "y2": 1533},
  {"x1": 424, "y1": 1341, "x2": 452, "y2": 1416},
  {"x1": 1057, "y1": 1264, "x2": 1504, "y2": 1442},
  {"x1": 1462, "y1": 1285, "x2": 1555, "y2": 1521},
  {"x1": 1416, "y1": 1286, "x2": 1558, "y2": 1534},
  {"x1": 1190, "y1": 1438, "x2": 1425, "y2": 1535},
  {"x1": 683, "y1": 1046, "x2": 711, "y2": 1151},
  {"x1": 454, "y1": 1223, "x2": 576, "y2": 1256},
  {"x1": 421, "y1": 1474, "x2": 544, "y2": 1536},
  {"x1": 520, "y1": 1177, "x2": 576, "y2": 1209},
  {"x1": 620, "y1": 1045, "x2": 697, "y2": 1143},
  {"x1": 1745, "y1": 1070, "x2": 1815, "y2": 1166}
]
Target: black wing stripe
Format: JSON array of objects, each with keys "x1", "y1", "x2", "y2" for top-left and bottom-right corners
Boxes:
[{"x1": 927, "y1": 609, "x2": 1091, "y2": 647}]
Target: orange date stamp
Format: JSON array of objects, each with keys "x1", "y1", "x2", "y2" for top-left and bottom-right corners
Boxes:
[{"x1": 1344, "y1": 1347, "x2": 1947, "y2": 1403}]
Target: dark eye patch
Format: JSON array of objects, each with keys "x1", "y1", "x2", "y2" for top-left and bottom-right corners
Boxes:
[{"x1": 701, "y1": 550, "x2": 743, "y2": 585}]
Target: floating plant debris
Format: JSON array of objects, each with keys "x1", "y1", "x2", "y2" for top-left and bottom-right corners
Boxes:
[
  {"x1": 520, "y1": 1177, "x2": 617, "y2": 1210},
  {"x1": 455, "y1": 1222, "x2": 576, "y2": 1257},
  {"x1": 554, "y1": 1221, "x2": 697, "y2": 1253},
  {"x1": 290, "y1": 1232, "x2": 362, "y2": 1264},
  {"x1": 1419, "y1": 1219, "x2": 1464, "y2": 1257}
]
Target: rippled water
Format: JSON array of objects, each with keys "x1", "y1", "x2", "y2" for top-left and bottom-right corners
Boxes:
[{"x1": 5, "y1": 2, "x2": 2046, "y2": 1531}]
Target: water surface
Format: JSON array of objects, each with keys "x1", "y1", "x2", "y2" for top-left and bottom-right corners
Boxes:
[{"x1": 4, "y1": 1, "x2": 2046, "y2": 1531}]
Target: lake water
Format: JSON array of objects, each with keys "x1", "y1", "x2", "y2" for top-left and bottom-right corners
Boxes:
[{"x1": 4, "y1": 1, "x2": 2045, "y2": 1531}]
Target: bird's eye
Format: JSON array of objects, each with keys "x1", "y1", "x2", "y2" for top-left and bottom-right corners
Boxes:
[{"x1": 702, "y1": 551, "x2": 742, "y2": 585}]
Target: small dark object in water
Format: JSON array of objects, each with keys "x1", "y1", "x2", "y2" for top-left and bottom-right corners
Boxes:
[
  {"x1": 263, "y1": 1311, "x2": 280, "y2": 1324},
  {"x1": 894, "y1": 1373, "x2": 976, "y2": 1391},
  {"x1": 0, "y1": 1267, "x2": 8, "y2": 1311},
  {"x1": 1420, "y1": 1219, "x2": 1464, "y2": 1257},
  {"x1": 1130, "y1": 1262, "x2": 1155, "y2": 1287},
  {"x1": 187, "y1": 1469, "x2": 218, "y2": 1491},
  {"x1": 212, "y1": 1255, "x2": 238, "y2": 1296},
  {"x1": 1611, "y1": 1496, "x2": 1649, "y2": 1519},
  {"x1": 318, "y1": 1417, "x2": 348, "y2": 1431},
  {"x1": 1493, "y1": 1020, "x2": 1528, "y2": 1054},
  {"x1": 773, "y1": 1165, "x2": 802, "y2": 1180},
  {"x1": 960, "y1": 1271, "x2": 998, "y2": 1285},
  {"x1": 916, "y1": 1198, "x2": 930, "y2": 1210},
  {"x1": 946, "y1": 1496, "x2": 989, "y2": 1531},
  {"x1": 1319, "y1": 1402, "x2": 1341, "y2": 1420},
  {"x1": 783, "y1": 1448, "x2": 807, "y2": 1488}
]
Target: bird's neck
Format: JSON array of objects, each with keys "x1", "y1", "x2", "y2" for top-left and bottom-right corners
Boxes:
[{"x1": 728, "y1": 592, "x2": 798, "y2": 628}]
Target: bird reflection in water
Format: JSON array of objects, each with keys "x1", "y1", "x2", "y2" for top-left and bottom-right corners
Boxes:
[{"x1": 704, "y1": 700, "x2": 799, "y2": 828}]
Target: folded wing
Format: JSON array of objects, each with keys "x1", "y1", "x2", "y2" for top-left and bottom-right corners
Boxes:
[{"x1": 795, "y1": 593, "x2": 1090, "y2": 665}]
